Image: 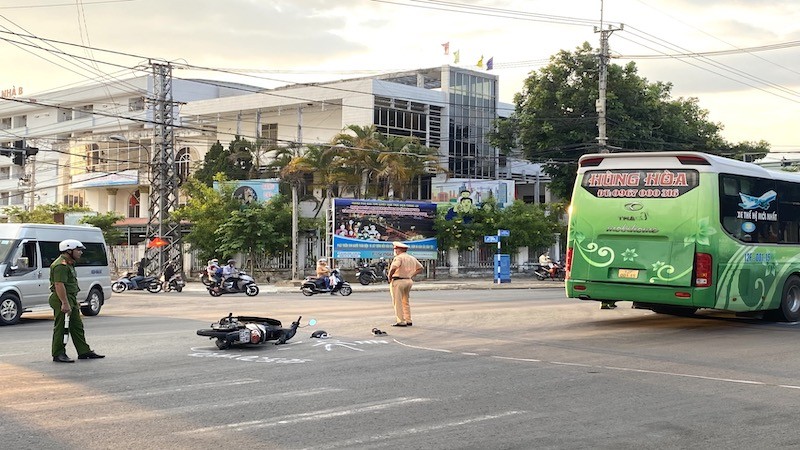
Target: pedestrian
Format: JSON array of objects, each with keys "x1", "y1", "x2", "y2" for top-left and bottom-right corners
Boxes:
[
  {"x1": 387, "y1": 241, "x2": 423, "y2": 327},
  {"x1": 49, "y1": 239, "x2": 104, "y2": 363}
]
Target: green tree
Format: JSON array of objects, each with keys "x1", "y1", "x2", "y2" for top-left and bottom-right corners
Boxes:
[
  {"x1": 193, "y1": 137, "x2": 255, "y2": 186},
  {"x1": 491, "y1": 42, "x2": 771, "y2": 199},
  {"x1": 215, "y1": 194, "x2": 292, "y2": 274},
  {"x1": 3, "y1": 204, "x2": 91, "y2": 224},
  {"x1": 496, "y1": 201, "x2": 565, "y2": 252},
  {"x1": 434, "y1": 200, "x2": 498, "y2": 251},
  {"x1": 80, "y1": 212, "x2": 125, "y2": 245},
  {"x1": 173, "y1": 174, "x2": 240, "y2": 261}
]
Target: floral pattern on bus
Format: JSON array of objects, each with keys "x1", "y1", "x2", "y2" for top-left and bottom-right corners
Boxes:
[
  {"x1": 570, "y1": 229, "x2": 615, "y2": 268},
  {"x1": 683, "y1": 217, "x2": 717, "y2": 247}
]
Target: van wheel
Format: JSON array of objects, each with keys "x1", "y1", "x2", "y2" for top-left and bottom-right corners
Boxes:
[
  {"x1": 81, "y1": 287, "x2": 103, "y2": 316},
  {"x1": 0, "y1": 293, "x2": 21, "y2": 326},
  {"x1": 778, "y1": 275, "x2": 800, "y2": 322}
]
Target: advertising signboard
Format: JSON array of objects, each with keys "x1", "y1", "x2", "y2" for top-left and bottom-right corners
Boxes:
[{"x1": 332, "y1": 198, "x2": 437, "y2": 259}]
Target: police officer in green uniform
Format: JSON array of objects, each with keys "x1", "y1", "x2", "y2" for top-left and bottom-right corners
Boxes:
[{"x1": 50, "y1": 239, "x2": 104, "y2": 363}]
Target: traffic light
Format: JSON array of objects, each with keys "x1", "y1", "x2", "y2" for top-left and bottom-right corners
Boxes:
[{"x1": 0, "y1": 141, "x2": 38, "y2": 166}]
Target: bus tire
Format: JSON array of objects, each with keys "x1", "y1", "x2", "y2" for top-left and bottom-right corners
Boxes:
[{"x1": 778, "y1": 275, "x2": 800, "y2": 322}]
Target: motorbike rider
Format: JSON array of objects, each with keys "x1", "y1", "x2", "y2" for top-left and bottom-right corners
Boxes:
[
  {"x1": 221, "y1": 259, "x2": 240, "y2": 290},
  {"x1": 130, "y1": 257, "x2": 147, "y2": 289},
  {"x1": 375, "y1": 257, "x2": 388, "y2": 279},
  {"x1": 207, "y1": 258, "x2": 221, "y2": 286},
  {"x1": 316, "y1": 258, "x2": 331, "y2": 290},
  {"x1": 539, "y1": 252, "x2": 558, "y2": 278},
  {"x1": 162, "y1": 262, "x2": 177, "y2": 290}
]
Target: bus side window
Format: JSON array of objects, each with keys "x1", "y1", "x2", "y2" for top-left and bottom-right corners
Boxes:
[{"x1": 722, "y1": 177, "x2": 738, "y2": 196}]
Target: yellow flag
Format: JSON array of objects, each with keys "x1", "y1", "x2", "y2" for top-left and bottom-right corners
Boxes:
[
  {"x1": 454, "y1": 50, "x2": 460, "y2": 64},
  {"x1": 477, "y1": 55, "x2": 484, "y2": 68}
]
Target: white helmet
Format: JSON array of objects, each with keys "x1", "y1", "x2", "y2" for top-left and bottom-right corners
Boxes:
[{"x1": 59, "y1": 239, "x2": 86, "y2": 252}]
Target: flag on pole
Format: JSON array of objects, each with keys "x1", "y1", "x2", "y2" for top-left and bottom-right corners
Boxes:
[
  {"x1": 453, "y1": 50, "x2": 460, "y2": 64},
  {"x1": 486, "y1": 57, "x2": 494, "y2": 70},
  {"x1": 476, "y1": 55, "x2": 484, "y2": 68},
  {"x1": 441, "y1": 42, "x2": 450, "y2": 55}
]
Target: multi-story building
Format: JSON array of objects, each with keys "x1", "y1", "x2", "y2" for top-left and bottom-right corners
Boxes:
[{"x1": 1, "y1": 65, "x2": 551, "y2": 238}]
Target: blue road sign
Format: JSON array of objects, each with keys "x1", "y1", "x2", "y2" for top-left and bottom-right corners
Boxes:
[
  {"x1": 484, "y1": 235, "x2": 499, "y2": 243},
  {"x1": 498, "y1": 229, "x2": 510, "y2": 237}
]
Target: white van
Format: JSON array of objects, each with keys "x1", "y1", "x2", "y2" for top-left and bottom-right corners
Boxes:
[{"x1": 0, "y1": 223, "x2": 113, "y2": 326}]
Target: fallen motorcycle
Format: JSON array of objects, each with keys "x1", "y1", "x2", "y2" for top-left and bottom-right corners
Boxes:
[
  {"x1": 111, "y1": 272, "x2": 162, "y2": 293},
  {"x1": 196, "y1": 313, "x2": 307, "y2": 349},
  {"x1": 206, "y1": 272, "x2": 259, "y2": 297},
  {"x1": 301, "y1": 269, "x2": 352, "y2": 296}
]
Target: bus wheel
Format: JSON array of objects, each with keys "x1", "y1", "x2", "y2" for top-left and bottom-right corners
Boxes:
[{"x1": 778, "y1": 275, "x2": 800, "y2": 322}]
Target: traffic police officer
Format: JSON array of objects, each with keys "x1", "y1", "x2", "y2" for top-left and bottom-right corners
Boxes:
[{"x1": 50, "y1": 239, "x2": 104, "y2": 363}]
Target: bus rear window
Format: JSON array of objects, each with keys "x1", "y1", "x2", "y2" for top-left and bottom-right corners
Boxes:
[{"x1": 581, "y1": 169, "x2": 700, "y2": 198}]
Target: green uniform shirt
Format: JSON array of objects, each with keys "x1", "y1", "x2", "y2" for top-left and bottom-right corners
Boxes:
[{"x1": 50, "y1": 255, "x2": 80, "y2": 297}]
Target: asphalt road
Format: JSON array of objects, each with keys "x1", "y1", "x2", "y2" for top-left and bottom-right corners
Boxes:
[{"x1": 3, "y1": 287, "x2": 800, "y2": 449}]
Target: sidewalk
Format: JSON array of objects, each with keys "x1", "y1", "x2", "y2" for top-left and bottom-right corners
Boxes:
[{"x1": 181, "y1": 277, "x2": 565, "y2": 294}]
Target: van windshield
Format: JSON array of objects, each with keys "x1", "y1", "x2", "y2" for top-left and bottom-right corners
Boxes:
[{"x1": 0, "y1": 239, "x2": 19, "y2": 264}]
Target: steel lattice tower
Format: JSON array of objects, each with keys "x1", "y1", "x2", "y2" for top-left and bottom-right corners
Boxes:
[{"x1": 144, "y1": 61, "x2": 182, "y2": 275}]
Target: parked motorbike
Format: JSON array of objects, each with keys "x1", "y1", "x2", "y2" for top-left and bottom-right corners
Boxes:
[
  {"x1": 111, "y1": 272, "x2": 163, "y2": 293},
  {"x1": 355, "y1": 261, "x2": 388, "y2": 285},
  {"x1": 301, "y1": 269, "x2": 352, "y2": 296},
  {"x1": 206, "y1": 272, "x2": 260, "y2": 297},
  {"x1": 532, "y1": 262, "x2": 565, "y2": 281},
  {"x1": 196, "y1": 313, "x2": 307, "y2": 350}
]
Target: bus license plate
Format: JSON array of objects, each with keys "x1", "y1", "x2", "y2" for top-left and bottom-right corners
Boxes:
[
  {"x1": 239, "y1": 329, "x2": 250, "y2": 343},
  {"x1": 618, "y1": 269, "x2": 639, "y2": 279}
]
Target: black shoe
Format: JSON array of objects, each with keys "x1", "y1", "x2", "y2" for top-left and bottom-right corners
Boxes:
[
  {"x1": 391, "y1": 322, "x2": 407, "y2": 327},
  {"x1": 78, "y1": 351, "x2": 105, "y2": 359},
  {"x1": 406, "y1": 322, "x2": 412, "y2": 326},
  {"x1": 53, "y1": 353, "x2": 74, "y2": 363}
]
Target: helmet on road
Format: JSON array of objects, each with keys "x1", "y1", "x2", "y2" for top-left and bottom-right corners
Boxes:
[
  {"x1": 59, "y1": 239, "x2": 86, "y2": 252},
  {"x1": 311, "y1": 330, "x2": 329, "y2": 339}
]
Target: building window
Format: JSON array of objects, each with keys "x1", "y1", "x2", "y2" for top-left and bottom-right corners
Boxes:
[
  {"x1": 1, "y1": 117, "x2": 11, "y2": 129},
  {"x1": 261, "y1": 123, "x2": 278, "y2": 146},
  {"x1": 373, "y1": 96, "x2": 439, "y2": 146},
  {"x1": 0, "y1": 192, "x2": 8, "y2": 206},
  {"x1": 63, "y1": 193, "x2": 84, "y2": 207},
  {"x1": 176, "y1": 147, "x2": 191, "y2": 181},
  {"x1": 86, "y1": 144, "x2": 105, "y2": 172},
  {"x1": 128, "y1": 96, "x2": 145, "y2": 111},
  {"x1": 128, "y1": 190, "x2": 140, "y2": 218}
]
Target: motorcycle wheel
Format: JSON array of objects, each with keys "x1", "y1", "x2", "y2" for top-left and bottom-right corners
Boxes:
[
  {"x1": 208, "y1": 288, "x2": 222, "y2": 297},
  {"x1": 301, "y1": 286, "x2": 314, "y2": 296},
  {"x1": 146, "y1": 282, "x2": 162, "y2": 293},
  {"x1": 174, "y1": 285, "x2": 183, "y2": 293},
  {"x1": 200, "y1": 274, "x2": 213, "y2": 286},
  {"x1": 339, "y1": 285, "x2": 353, "y2": 296},
  {"x1": 358, "y1": 273, "x2": 372, "y2": 285},
  {"x1": 215, "y1": 339, "x2": 231, "y2": 350},
  {"x1": 111, "y1": 281, "x2": 127, "y2": 293},
  {"x1": 245, "y1": 284, "x2": 259, "y2": 296}
]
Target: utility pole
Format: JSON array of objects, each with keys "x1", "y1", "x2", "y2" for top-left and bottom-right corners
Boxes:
[
  {"x1": 27, "y1": 155, "x2": 36, "y2": 210},
  {"x1": 145, "y1": 61, "x2": 182, "y2": 276},
  {"x1": 290, "y1": 106, "x2": 303, "y2": 281},
  {"x1": 595, "y1": 0, "x2": 623, "y2": 153}
]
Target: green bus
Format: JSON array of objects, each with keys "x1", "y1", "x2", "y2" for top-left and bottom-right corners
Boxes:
[{"x1": 565, "y1": 151, "x2": 800, "y2": 321}]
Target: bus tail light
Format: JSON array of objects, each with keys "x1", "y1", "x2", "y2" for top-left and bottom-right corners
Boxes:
[
  {"x1": 694, "y1": 252, "x2": 712, "y2": 287},
  {"x1": 565, "y1": 247, "x2": 574, "y2": 280}
]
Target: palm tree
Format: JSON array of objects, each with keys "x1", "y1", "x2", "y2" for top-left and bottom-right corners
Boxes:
[
  {"x1": 377, "y1": 134, "x2": 441, "y2": 199},
  {"x1": 332, "y1": 125, "x2": 384, "y2": 198}
]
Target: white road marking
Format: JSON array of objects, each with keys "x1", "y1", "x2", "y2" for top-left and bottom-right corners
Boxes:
[
  {"x1": 76, "y1": 387, "x2": 344, "y2": 424},
  {"x1": 307, "y1": 410, "x2": 526, "y2": 449},
  {"x1": 393, "y1": 339, "x2": 452, "y2": 353},
  {"x1": 391, "y1": 339, "x2": 800, "y2": 392},
  {"x1": 181, "y1": 397, "x2": 432, "y2": 434},
  {"x1": 10, "y1": 379, "x2": 262, "y2": 409}
]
